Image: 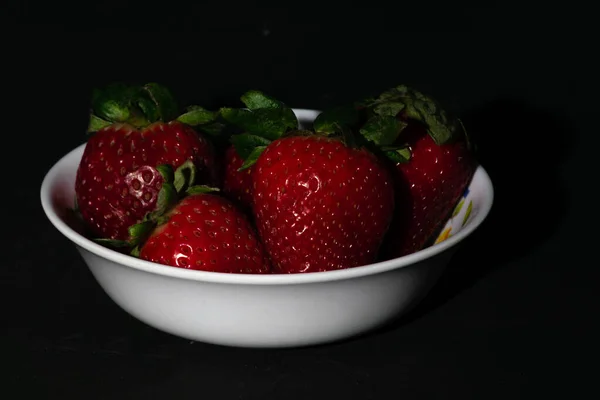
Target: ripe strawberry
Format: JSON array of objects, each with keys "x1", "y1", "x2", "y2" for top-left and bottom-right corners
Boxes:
[
  {"x1": 138, "y1": 192, "x2": 270, "y2": 274},
  {"x1": 252, "y1": 134, "x2": 395, "y2": 273},
  {"x1": 218, "y1": 90, "x2": 395, "y2": 273},
  {"x1": 75, "y1": 82, "x2": 219, "y2": 247},
  {"x1": 220, "y1": 90, "x2": 296, "y2": 213},
  {"x1": 222, "y1": 145, "x2": 255, "y2": 211},
  {"x1": 355, "y1": 84, "x2": 476, "y2": 258}
]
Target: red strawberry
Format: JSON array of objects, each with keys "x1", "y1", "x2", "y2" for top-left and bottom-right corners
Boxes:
[
  {"x1": 355, "y1": 84, "x2": 476, "y2": 258},
  {"x1": 388, "y1": 122, "x2": 474, "y2": 256},
  {"x1": 218, "y1": 90, "x2": 395, "y2": 273},
  {"x1": 220, "y1": 90, "x2": 297, "y2": 213},
  {"x1": 75, "y1": 82, "x2": 219, "y2": 247},
  {"x1": 222, "y1": 144, "x2": 255, "y2": 211},
  {"x1": 138, "y1": 191, "x2": 270, "y2": 274},
  {"x1": 251, "y1": 134, "x2": 395, "y2": 274}
]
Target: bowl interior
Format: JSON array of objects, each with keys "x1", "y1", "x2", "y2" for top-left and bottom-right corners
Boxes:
[{"x1": 41, "y1": 109, "x2": 494, "y2": 285}]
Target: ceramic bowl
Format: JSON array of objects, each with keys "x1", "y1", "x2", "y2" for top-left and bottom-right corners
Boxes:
[{"x1": 40, "y1": 109, "x2": 494, "y2": 348}]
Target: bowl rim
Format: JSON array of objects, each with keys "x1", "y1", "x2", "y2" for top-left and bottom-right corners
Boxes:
[{"x1": 40, "y1": 108, "x2": 494, "y2": 286}]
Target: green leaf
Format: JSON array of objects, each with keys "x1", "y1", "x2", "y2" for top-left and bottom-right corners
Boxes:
[
  {"x1": 173, "y1": 160, "x2": 197, "y2": 194},
  {"x1": 396, "y1": 147, "x2": 411, "y2": 161},
  {"x1": 185, "y1": 185, "x2": 221, "y2": 195},
  {"x1": 94, "y1": 238, "x2": 131, "y2": 248},
  {"x1": 405, "y1": 99, "x2": 454, "y2": 145},
  {"x1": 373, "y1": 101, "x2": 405, "y2": 117},
  {"x1": 96, "y1": 99, "x2": 131, "y2": 123},
  {"x1": 156, "y1": 164, "x2": 174, "y2": 183},
  {"x1": 142, "y1": 83, "x2": 179, "y2": 122},
  {"x1": 220, "y1": 107, "x2": 297, "y2": 141},
  {"x1": 148, "y1": 183, "x2": 178, "y2": 221},
  {"x1": 200, "y1": 122, "x2": 226, "y2": 136},
  {"x1": 155, "y1": 214, "x2": 172, "y2": 226},
  {"x1": 220, "y1": 108, "x2": 251, "y2": 128},
  {"x1": 130, "y1": 246, "x2": 141, "y2": 257},
  {"x1": 90, "y1": 82, "x2": 168, "y2": 128},
  {"x1": 354, "y1": 97, "x2": 376, "y2": 109},
  {"x1": 136, "y1": 94, "x2": 160, "y2": 123},
  {"x1": 313, "y1": 105, "x2": 360, "y2": 134},
  {"x1": 240, "y1": 90, "x2": 282, "y2": 110},
  {"x1": 359, "y1": 115, "x2": 407, "y2": 146},
  {"x1": 87, "y1": 114, "x2": 112, "y2": 133},
  {"x1": 378, "y1": 87, "x2": 405, "y2": 101},
  {"x1": 384, "y1": 147, "x2": 411, "y2": 163},
  {"x1": 371, "y1": 84, "x2": 458, "y2": 145},
  {"x1": 231, "y1": 134, "x2": 272, "y2": 160},
  {"x1": 177, "y1": 105, "x2": 218, "y2": 126},
  {"x1": 91, "y1": 83, "x2": 135, "y2": 123},
  {"x1": 238, "y1": 146, "x2": 267, "y2": 170},
  {"x1": 128, "y1": 220, "x2": 156, "y2": 246}
]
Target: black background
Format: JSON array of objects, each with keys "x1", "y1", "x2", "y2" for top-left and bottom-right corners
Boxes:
[{"x1": 2, "y1": 2, "x2": 598, "y2": 399}]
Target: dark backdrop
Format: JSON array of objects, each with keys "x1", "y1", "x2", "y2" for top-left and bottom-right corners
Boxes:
[{"x1": 2, "y1": 2, "x2": 597, "y2": 399}]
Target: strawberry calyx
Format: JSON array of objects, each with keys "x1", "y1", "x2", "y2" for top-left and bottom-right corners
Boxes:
[
  {"x1": 312, "y1": 104, "x2": 362, "y2": 135},
  {"x1": 218, "y1": 90, "x2": 298, "y2": 170},
  {"x1": 88, "y1": 82, "x2": 178, "y2": 131},
  {"x1": 311, "y1": 105, "x2": 371, "y2": 150},
  {"x1": 355, "y1": 84, "x2": 471, "y2": 163},
  {"x1": 176, "y1": 105, "x2": 226, "y2": 137},
  {"x1": 358, "y1": 84, "x2": 460, "y2": 145},
  {"x1": 220, "y1": 90, "x2": 297, "y2": 141},
  {"x1": 229, "y1": 133, "x2": 272, "y2": 170},
  {"x1": 88, "y1": 82, "x2": 220, "y2": 133},
  {"x1": 219, "y1": 90, "x2": 368, "y2": 170}
]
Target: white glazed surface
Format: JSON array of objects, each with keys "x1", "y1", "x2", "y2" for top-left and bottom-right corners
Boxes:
[{"x1": 41, "y1": 109, "x2": 494, "y2": 348}]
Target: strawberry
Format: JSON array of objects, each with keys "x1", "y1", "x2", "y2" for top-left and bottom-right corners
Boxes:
[
  {"x1": 75, "y1": 82, "x2": 220, "y2": 248},
  {"x1": 354, "y1": 84, "x2": 476, "y2": 258},
  {"x1": 220, "y1": 90, "x2": 297, "y2": 213},
  {"x1": 251, "y1": 134, "x2": 395, "y2": 273},
  {"x1": 138, "y1": 190, "x2": 270, "y2": 274},
  {"x1": 219, "y1": 90, "x2": 395, "y2": 273},
  {"x1": 222, "y1": 144, "x2": 255, "y2": 211}
]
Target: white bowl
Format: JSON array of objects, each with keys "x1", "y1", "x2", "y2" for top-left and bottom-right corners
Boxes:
[{"x1": 40, "y1": 109, "x2": 494, "y2": 348}]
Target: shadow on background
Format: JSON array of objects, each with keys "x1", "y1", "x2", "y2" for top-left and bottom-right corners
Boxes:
[{"x1": 378, "y1": 97, "x2": 575, "y2": 330}]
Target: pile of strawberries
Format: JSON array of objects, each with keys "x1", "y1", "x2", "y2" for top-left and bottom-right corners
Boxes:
[{"x1": 74, "y1": 82, "x2": 475, "y2": 274}]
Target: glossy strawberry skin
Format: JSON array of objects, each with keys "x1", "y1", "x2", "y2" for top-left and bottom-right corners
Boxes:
[
  {"x1": 252, "y1": 135, "x2": 395, "y2": 274},
  {"x1": 75, "y1": 121, "x2": 215, "y2": 241},
  {"x1": 381, "y1": 123, "x2": 475, "y2": 259},
  {"x1": 222, "y1": 145, "x2": 255, "y2": 212},
  {"x1": 139, "y1": 194, "x2": 270, "y2": 274}
]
